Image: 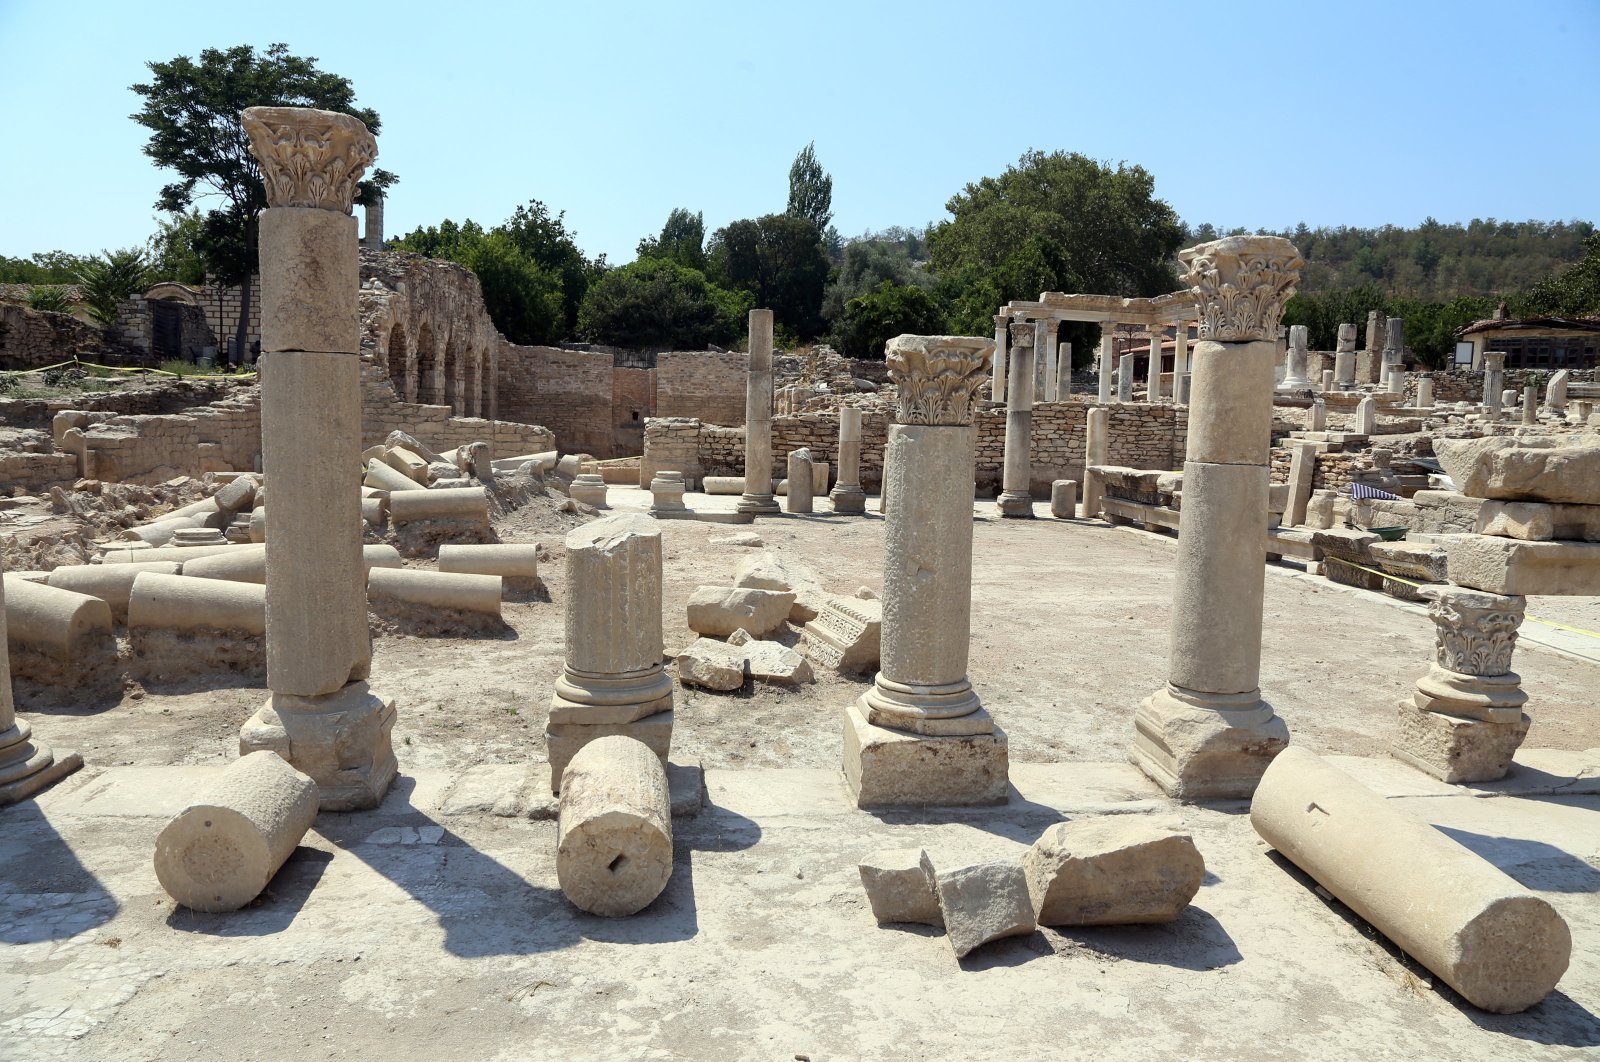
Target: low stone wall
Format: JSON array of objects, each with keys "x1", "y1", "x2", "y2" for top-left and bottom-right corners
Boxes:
[
  {"x1": 359, "y1": 365, "x2": 554, "y2": 455},
  {"x1": 0, "y1": 302, "x2": 113, "y2": 369},
  {"x1": 644, "y1": 399, "x2": 1189, "y2": 494},
  {"x1": 75, "y1": 391, "x2": 263, "y2": 483},
  {"x1": 1409, "y1": 367, "x2": 1598, "y2": 404},
  {"x1": 0, "y1": 428, "x2": 77, "y2": 491}
]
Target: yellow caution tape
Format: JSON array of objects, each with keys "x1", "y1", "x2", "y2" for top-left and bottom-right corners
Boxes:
[
  {"x1": 1325, "y1": 558, "x2": 1600, "y2": 640},
  {"x1": 1, "y1": 357, "x2": 255, "y2": 380}
]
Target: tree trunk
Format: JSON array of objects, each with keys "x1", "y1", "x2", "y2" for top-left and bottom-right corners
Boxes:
[{"x1": 230, "y1": 214, "x2": 258, "y2": 370}]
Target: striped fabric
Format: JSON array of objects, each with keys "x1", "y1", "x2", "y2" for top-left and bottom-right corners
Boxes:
[{"x1": 1350, "y1": 481, "x2": 1401, "y2": 501}]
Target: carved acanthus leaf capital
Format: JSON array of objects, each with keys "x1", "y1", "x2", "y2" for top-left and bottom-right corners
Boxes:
[
  {"x1": 1426, "y1": 587, "x2": 1526, "y2": 677},
  {"x1": 243, "y1": 106, "x2": 377, "y2": 213},
  {"x1": 1008, "y1": 322, "x2": 1036, "y2": 349},
  {"x1": 1178, "y1": 235, "x2": 1302, "y2": 342},
  {"x1": 885, "y1": 335, "x2": 994, "y2": 426}
]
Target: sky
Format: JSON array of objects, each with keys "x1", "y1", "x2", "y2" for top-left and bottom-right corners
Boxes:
[{"x1": 1, "y1": 0, "x2": 1597, "y2": 265}]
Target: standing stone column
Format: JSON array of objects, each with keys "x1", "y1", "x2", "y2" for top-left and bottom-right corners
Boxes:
[
  {"x1": 236, "y1": 107, "x2": 395, "y2": 811},
  {"x1": 1364, "y1": 310, "x2": 1383, "y2": 357},
  {"x1": 1041, "y1": 337, "x2": 1059, "y2": 402},
  {"x1": 1057, "y1": 342, "x2": 1073, "y2": 400},
  {"x1": 1131, "y1": 236, "x2": 1301, "y2": 801},
  {"x1": 1354, "y1": 395, "x2": 1377, "y2": 435},
  {"x1": 829, "y1": 406, "x2": 867, "y2": 514},
  {"x1": 1279, "y1": 325, "x2": 1312, "y2": 390},
  {"x1": 1117, "y1": 354, "x2": 1135, "y2": 402},
  {"x1": 786, "y1": 449, "x2": 815, "y2": 513},
  {"x1": 1097, "y1": 326, "x2": 1116, "y2": 404},
  {"x1": 1173, "y1": 325, "x2": 1190, "y2": 404},
  {"x1": 361, "y1": 193, "x2": 384, "y2": 250},
  {"x1": 1522, "y1": 384, "x2": 1539, "y2": 425},
  {"x1": 1416, "y1": 377, "x2": 1434, "y2": 411},
  {"x1": 1392, "y1": 588, "x2": 1530, "y2": 783},
  {"x1": 1482, "y1": 351, "x2": 1507, "y2": 418},
  {"x1": 1311, "y1": 396, "x2": 1328, "y2": 431},
  {"x1": 1146, "y1": 326, "x2": 1164, "y2": 402},
  {"x1": 1381, "y1": 318, "x2": 1405, "y2": 390},
  {"x1": 1334, "y1": 323, "x2": 1357, "y2": 388},
  {"x1": 991, "y1": 314, "x2": 1009, "y2": 403},
  {"x1": 546, "y1": 514, "x2": 674, "y2": 790},
  {"x1": 0, "y1": 560, "x2": 82, "y2": 805},
  {"x1": 737, "y1": 310, "x2": 780, "y2": 514},
  {"x1": 843, "y1": 335, "x2": 1006, "y2": 808},
  {"x1": 997, "y1": 321, "x2": 1039, "y2": 518},
  {"x1": 1082, "y1": 406, "x2": 1109, "y2": 518}
]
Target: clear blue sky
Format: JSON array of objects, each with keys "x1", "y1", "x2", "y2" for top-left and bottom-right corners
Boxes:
[{"x1": 2, "y1": 0, "x2": 1596, "y2": 264}]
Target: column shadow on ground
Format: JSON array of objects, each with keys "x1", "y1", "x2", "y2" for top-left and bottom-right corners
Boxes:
[
  {"x1": 1264, "y1": 849, "x2": 1600, "y2": 1046},
  {"x1": 860, "y1": 789, "x2": 1066, "y2": 845},
  {"x1": 1433, "y1": 824, "x2": 1600, "y2": 894},
  {"x1": 0, "y1": 802, "x2": 119, "y2": 944},
  {"x1": 162, "y1": 847, "x2": 332, "y2": 936}
]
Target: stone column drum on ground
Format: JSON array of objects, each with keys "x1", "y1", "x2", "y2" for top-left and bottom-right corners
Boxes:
[
  {"x1": 235, "y1": 106, "x2": 396, "y2": 812},
  {"x1": 997, "y1": 321, "x2": 1040, "y2": 517},
  {"x1": 829, "y1": 406, "x2": 867, "y2": 514},
  {"x1": 556, "y1": 735, "x2": 673, "y2": 917},
  {"x1": 1131, "y1": 236, "x2": 1301, "y2": 801},
  {"x1": 736, "y1": 310, "x2": 781, "y2": 515},
  {"x1": 843, "y1": 335, "x2": 1007, "y2": 807},
  {"x1": 546, "y1": 514, "x2": 674, "y2": 791},
  {"x1": 1252, "y1": 747, "x2": 1570, "y2": 1014},
  {"x1": 0, "y1": 557, "x2": 82, "y2": 805},
  {"x1": 1391, "y1": 587, "x2": 1531, "y2": 783}
]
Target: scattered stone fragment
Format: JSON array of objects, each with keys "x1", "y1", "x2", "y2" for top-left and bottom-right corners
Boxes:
[
  {"x1": 686, "y1": 585, "x2": 795, "y2": 638},
  {"x1": 1024, "y1": 819, "x2": 1205, "y2": 926},
  {"x1": 728, "y1": 628, "x2": 814, "y2": 685},
  {"x1": 859, "y1": 848, "x2": 941, "y2": 926},
  {"x1": 675, "y1": 638, "x2": 745, "y2": 691},
  {"x1": 1434, "y1": 437, "x2": 1600, "y2": 504},
  {"x1": 920, "y1": 849, "x2": 1035, "y2": 958},
  {"x1": 710, "y1": 532, "x2": 763, "y2": 547}
]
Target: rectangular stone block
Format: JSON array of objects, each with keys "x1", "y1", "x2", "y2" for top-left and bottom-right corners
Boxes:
[
  {"x1": 842, "y1": 702, "x2": 1008, "y2": 808},
  {"x1": 259, "y1": 207, "x2": 360, "y2": 355},
  {"x1": 1445, "y1": 536, "x2": 1600, "y2": 596},
  {"x1": 1412, "y1": 491, "x2": 1600, "y2": 542},
  {"x1": 1391, "y1": 700, "x2": 1531, "y2": 784},
  {"x1": 545, "y1": 711, "x2": 673, "y2": 793}
]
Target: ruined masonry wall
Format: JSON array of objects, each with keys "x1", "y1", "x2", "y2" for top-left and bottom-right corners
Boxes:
[
  {"x1": 360, "y1": 365, "x2": 554, "y2": 454},
  {"x1": 495, "y1": 345, "x2": 613, "y2": 457},
  {"x1": 656, "y1": 351, "x2": 748, "y2": 427}
]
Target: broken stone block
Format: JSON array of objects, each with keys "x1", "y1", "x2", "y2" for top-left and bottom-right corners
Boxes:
[
  {"x1": 675, "y1": 638, "x2": 745, "y2": 691},
  {"x1": 1446, "y1": 536, "x2": 1600, "y2": 596},
  {"x1": 800, "y1": 595, "x2": 882, "y2": 674},
  {"x1": 733, "y1": 551, "x2": 806, "y2": 592},
  {"x1": 920, "y1": 850, "x2": 1035, "y2": 958},
  {"x1": 858, "y1": 848, "x2": 941, "y2": 926},
  {"x1": 1023, "y1": 819, "x2": 1205, "y2": 927},
  {"x1": 1435, "y1": 437, "x2": 1600, "y2": 504},
  {"x1": 685, "y1": 585, "x2": 795, "y2": 638},
  {"x1": 728, "y1": 628, "x2": 813, "y2": 685},
  {"x1": 710, "y1": 532, "x2": 763, "y2": 547}
]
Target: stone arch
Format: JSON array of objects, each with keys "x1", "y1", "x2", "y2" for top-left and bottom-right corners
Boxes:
[
  {"x1": 413, "y1": 321, "x2": 436, "y2": 403},
  {"x1": 467, "y1": 347, "x2": 484, "y2": 417},
  {"x1": 382, "y1": 322, "x2": 405, "y2": 378},
  {"x1": 442, "y1": 337, "x2": 462, "y2": 414}
]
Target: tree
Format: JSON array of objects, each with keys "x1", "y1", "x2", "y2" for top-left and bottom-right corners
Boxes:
[
  {"x1": 707, "y1": 213, "x2": 831, "y2": 339},
  {"x1": 578, "y1": 258, "x2": 749, "y2": 351},
  {"x1": 130, "y1": 43, "x2": 398, "y2": 365},
  {"x1": 787, "y1": 142, "x2": 833, "y2": 232},
  {"x1": 75, "y1": 248, "x2": 153, "y2": 327},
  {"x1": 821, "y1": 237, "x2": 933, "y2": 325},
  {"x1": 0, "y1": 251, "x2": 93, "y2": 285},
  {"x1": 497, "y1": 200, "x2": 602, "y2": 334},
  {"x1": 145, "y1": 209, "x2": 210, "y2": 285},
  {"x1": 832, "y1": 281, "x2": 947, "y2": 360},
  {"x1": 392, "y1": 219, "x2": 566, "y2": 345},
  {"x1": 636, "y1": 208, "x2": 707, "y2": 272},
  {"x1": 1520, "y1": 232, "x2": 1600, "y2": 317},
  {"x1": 928, "y1": 150, "x2": 1184, "y2": 333}
]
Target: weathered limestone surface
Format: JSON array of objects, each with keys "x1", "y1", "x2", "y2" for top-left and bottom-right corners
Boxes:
[
  {"x1": 437, "y1": 543, "x2": 538, "y2": 581},
  {"x1": 153, "y1": 750, "x2": 319, "y2": 913},
  {"x1": 800, "y1": 595, "x2": 882, "y2": 675},
  {"x1": 920, "y1": 849, "x2": 1035, "y2": 959},
  {"x1": 45, "y1": 561, "x2": 180, "y2": 623},
  {"x1": 674, "y1": 638, "x2": 745, "y2": 691},
  {"x1": 1435, "y1": 437, "x2": 1600, "y2": 504},
  {"x1": 1446, "y1": 536, "x2": 1600, "y2": 596},
  {"x1": 0, "y1": 559, "x2": 82, "y2": 805},
  {"x1": 1412, "y1": 490, "x2": 1600, "y2": 542},
  {"x1": 686, "y1": 586, "x2": 795, "y2": 638},
  {"x1": 736, "y1": 309, "x2": 780, "y2": 515},
  {"x1": 859, "y1": 848, "x2": 942, "y2": 926},
  {"x1": 556, "y1": 736, "x2": 673, "y2": 917},
  {"x1": 1252, "y1": 747, "x2": 1571, "y2": 1013},
  {"x1": 829, "y1": 406, "x2": 866, "y2": 515},
  {"x1": 1050, "y1": 479, "x2": 1078, "y2": 519},
  {"x1": 367, "y1": 568, "x2": 502, "y2": 617},
  {"x1": 785, "y1": 448, "x2": 814, "y2": 514},
  {"x1": 1024, "y1": 819, "x2": 1204, "y2": 926},
  {"x1": 129, "y1": 572, "x2": 267, "y2": 634}
]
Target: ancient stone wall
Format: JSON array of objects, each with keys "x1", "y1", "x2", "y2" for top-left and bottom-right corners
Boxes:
[
  {"x1": 75, "y1": 391, "x2": 264, "y2": 484},
  {"x1": 656, "y1": 351, "x2": 748, "y2": 427},
  {"x1": 1409, "y1": 367, "x2": 1598, "y2": 404},
  {"x1": 0, "y1": 379, "x2": 247, "y2": 431},
  {"x1": 496, "y1": 344, "x2": 613, "y2": 456},
  {"x1": 611, "y1": 366, "x2": 656, "y2": 457},
  {"x1": 0, "y1": 429, "x2": 77, "y2": 491},
  {"x1": 0, "y1": 302, "x2": 113, "y2": 369},
  {"x1": 359, "y1": 362, "x2": 554, "y2": 453}
]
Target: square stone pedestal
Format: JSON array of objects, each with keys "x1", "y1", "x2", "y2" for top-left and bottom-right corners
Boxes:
[
  {"x1": 0, "y1": 726, "x2": 83, "y2": 806},
  {"x1": 1130, "y1": 688, "x2": 1289, "y2": 802},
  {"x1": 1390, "y1": 700, "x2": 1531, "y2": 784},
  {"x1": 842, "y1": 702, "x2": 1008, "y2": 808},
  {"x1": 545, "y1": 710, "x2": 674, "y2": 794},
  {"x1": 240, "y1": 681, "x2": 397, "y2": 811}
]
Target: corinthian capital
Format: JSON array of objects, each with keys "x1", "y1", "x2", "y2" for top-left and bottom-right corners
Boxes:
[
  {"x1": 885, "y1": 335, "x2": 995, "y2": 426},
  {"x1": 1178, "y1": 235, "x2": 1302, "y2": 342},
  {"x1": 1426, "y1": 587, "x2": 1525, "y2": 677},
  {"x1": 1008, "y1": 322, "x2": 1036, "y2": 350},
  {"x1": 242, "y1": 106, "x2": 377, "y2": 213}
]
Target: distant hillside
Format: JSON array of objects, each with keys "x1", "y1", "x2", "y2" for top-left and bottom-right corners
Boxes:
[{"x1": 1184, "y1": 219, "x2": 1595, "y2": 302}]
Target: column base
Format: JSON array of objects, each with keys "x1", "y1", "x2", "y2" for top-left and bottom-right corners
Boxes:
[
  {"x1": 735, "y1": 493, "x2": 781, "y2": 515},
  {"x1": 996, "y1": 491, "x2": 1034, "y2": 517},
  {"x1": 841, "y1": 701, "x2": 1008, "y2": 808},
  {"x1": 240, "y1": 681, "x2": 398, "y2": 811},
  {"x1": 1390, "y1": 700, "x2": 1530, "y2": 784},
  {"x1": 0, "y1": 721, "x2": 83, "y2": 806},
  {"x1": 829, "y1": 485, "x2": 866, "y2": 514},
  {"x1": 1130, "y1": 685, "x2": 1289, "y2": 801},
  {"x1": 545, "y1": 710, "x2": 673, "y2": 793}
]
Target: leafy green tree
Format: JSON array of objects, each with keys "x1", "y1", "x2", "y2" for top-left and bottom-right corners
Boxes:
[
  {"x1": 821, "y1": 237, "x2": 933, "y2": 325},
  {"x1": 1519, "y1": 232, "x2": 1600, "y2": 316},
  {"x1": 707, "y1": 213, "x2": 831, "y2": 338},
  {"x1": 130, "y1": 43, "x2": 398, "y2": 365},
  {"x1": 578, "y1": 258, "x2": 750, "y2": 350},
  {"x1": 832, "y1": 281, "x2": 947, "y2": 360},
  {"x1": 786, "y1": 142, "x2": 833, "y2": 232},
  {"x1": 636, "y1": 208, "x2": 708, "y2": 272},
  {"x1": 393, "y1": 219, "x2": 566, "y2": 345},
  {"x1": 929, "y1": 150, "x2": 1184, "y2": 333},
  {"x1": 145, "y1": 208, "x2": 210, "y2": 285},
  {"x1": 496, "y1": 200, "x2": 602, "y2": 334},
  {"x1": 75, "y1": 248, "x2": 153, "y2": 327},
  {"x1": 0, "y1": 251, "x2": 93, "y2": 284}
]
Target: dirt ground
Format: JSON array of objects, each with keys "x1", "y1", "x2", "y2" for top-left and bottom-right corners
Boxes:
[{"x1": 4, "y1": 497, "x2": 1599, "y2": 1060}]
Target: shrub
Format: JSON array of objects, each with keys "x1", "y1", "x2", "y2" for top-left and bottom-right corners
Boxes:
[
  {"x1": 26, "y1": 286, "x2": 74, "y2": 314},
  {"x1": 831, "y1": 281, "x2": 947, "y2": 360},
  {"x1": 75, "y1": 249, "x2": 152, "y2": 327}
]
